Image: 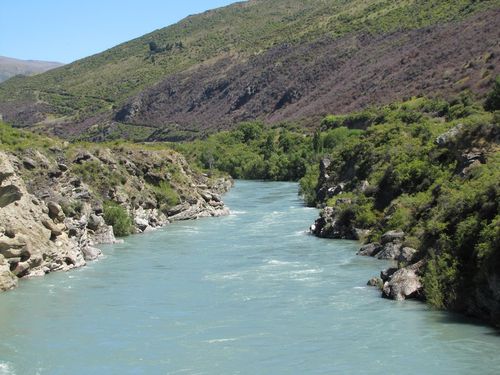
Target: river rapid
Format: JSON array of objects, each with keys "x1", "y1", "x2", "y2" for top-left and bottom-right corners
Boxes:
[{"x1": 0, "y1": 181, "x2": 499, "y2": 374}]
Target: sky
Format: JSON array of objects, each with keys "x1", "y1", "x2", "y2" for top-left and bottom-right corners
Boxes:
[{"x1": 0, "y1": 0, "x2": 237, "y2": 63}]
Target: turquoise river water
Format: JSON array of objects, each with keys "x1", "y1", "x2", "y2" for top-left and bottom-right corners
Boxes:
[{"x1": 0, "y1": 181, "x2": 499, "y2": 374}]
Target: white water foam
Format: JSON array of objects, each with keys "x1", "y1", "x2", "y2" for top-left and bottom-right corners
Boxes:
[
  {"x1": 0, "y1": 363, "x2": 14, "y2": 375},
  {"x1": 265, "y1": 259, "x2": 299, "y2": 266},
  {"x1": 229, "y1": 210, "x2": 247, "y2": 216},
  {"x1": 205, "y1": 338, "x2": 238, "y2": 344},
  {"x1": 204, "y1": 272, "x2": 245, "y2": 281}
]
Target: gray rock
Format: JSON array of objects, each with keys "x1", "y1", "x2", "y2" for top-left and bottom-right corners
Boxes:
[
  {"x1": 381, "y1": 230, "x2": 405, "y2": 245},
  {"x1": 398, "y1": 247, "x2": 418, "y2": 263},
  {"x1": 381, "y1": 267, "x2": 398, "y2": 282},
  {"x1": 0, "y1": 236, "x2": 26, "y2": 252},
  {"x1": 82, "y1": 246, "x2": 102, "y2": 261},
  {"x1": 382, "y1": 268, "x2": 423, "y2": 301},
  {"x1": 167, "y1": 203, "x2": 190, "y2": 217},
  {"x1": 134, "y1": 217, "x2": 149, "y2": 231},
  {"x1": 22, "y1": 158, "x2": 37, "y2": 170},
  {"x1": 200, "y1": 191, "x2": 213, "y2": 202},
  {"x1": 11, "y1": 261, "x2": 30, "y2": 277},
  {"x1": 0, "y1": 265, "x2": 18, "y2": 291},
  {"x1": 0, "y1": 156, "x2": 15, "y2": 183},
  {"x1": 435, "y1": 123, "x2": 464, "y2": 146},
  {"x1": 376, "y1": 242, "x2": 403, "y2": 260},
  {"x1": 42, "y1": 219, "x2": 64, "y2": 237},
  {"x1": 367, "y1": 277, "x2": 383, "y2": 288},
  {"x1": 73, "y1": 151, "x2": 94, "y2": 164},
  {"x1": 357, "y1": 242, "x2": 382, "y2": 257},
  {"x1": 87, "y1": 214, "x2": 105, "y2": 231},
  {"x1": 0, "y1": 185, "x2": 23, "y2": 208},
  {"x1": 90, "y1": 225, "x2": 117, "y2": 245},
  {"x1": 58, "y1": 163, "x2": 68, "y2": 172},
  {"x1": 47, "y1": 201, "x2": 65, "y2": 222}
]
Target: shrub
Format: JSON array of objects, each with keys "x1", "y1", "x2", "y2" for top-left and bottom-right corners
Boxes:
[
  {"x1": 152, "y1": 181, "x2": 180, "y2": 207},
  {"x1": 103, "y1": 201, "x2": 133, "y2": 237},
  {"x1": 484, "y1": 76, "x2": 500, "y2": 111}
]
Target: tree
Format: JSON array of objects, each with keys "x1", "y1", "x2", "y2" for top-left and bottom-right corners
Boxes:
[
  {"x1": 312, "y1": 129, "x2": 323, "y2": 153},
  {"x1": 484, "y1": 76, "x2": 500, "y2": 111},
  {"x1": 149, "y1": 41, "x2": 158, "y2": 52}
]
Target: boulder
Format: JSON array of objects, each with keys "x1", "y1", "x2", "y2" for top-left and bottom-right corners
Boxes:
[
  {"x1": 22, "y1": 158, "x2": 37, "y2": 170},
  {"x1": 0, "y1": 264, "x2": 17, "y2": 291},
  {"x1": 398, "y1": 247, "x2": 418, "y2": 264},
  {"x1": 0, "y1": 185, "x2": 23, "y2": 208},
  {"x1": 11, "y1": 261, "x2": 30, "y2": 277},
  {"x1": 367, "y1": 277, "x2": 383, "y2": 288},
  {"x1": 0, "y1": 236, "x2": 26, "y2": 252},
  {"x1": 73, "y1": 151, "x2": 94, "y2": 164},
  {"x1": 134, "y1": 217, "x2": 150, "y2": 232},
  {"x1": 200, "y1": 191, "x2": 213, "y2": 202},
  {"x1": 167, "y1": 203, "x2": 190, "y2": 217},
  {"x1": 380, "y1": 267, "x2": 398, "y2": 282},
  {"x1": 381, "y1": 230, "x2": 405, "y2": 245},
  {"x1": 90, "y1": 225, "x2": 117, "y2": 245},
  {"x1": 357, "y1": 242, "x2": 382, "y2": 257},
  {"x1": 58, "y1": 163, "x2": 68, "y2": 172},
  {"x1": 42, "y1": 219, "x2": 64, "y2": 238},
  {"x1": 87, "y1": 214, "x2": 105, "y2": 231},
  {"x1": 382, "y1": 268, "x2": 423, "y2": 301},
  {"x1": 82, "y1": 246, "x2": 102, "y2": 261},
  {"x1": 47, "y1": 201, "x2": 65, "y2": 222},
  {"x1": 0, "y1": 154, "x2": 15, "y2": 183},
  {"x1": 376, "y1": 242, "x2": 403, "y2": 260},
  {"x1": 327, "y1": 183, "x2": 344, "y2": 198}
]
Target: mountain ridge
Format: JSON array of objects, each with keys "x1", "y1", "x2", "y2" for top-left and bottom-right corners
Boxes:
[
  {"x1": 0, "y1": 0, "x2": 499, "y2": 140},
  {"x1": 0, "y1": 56, "x2": 63, "y2": 83}
]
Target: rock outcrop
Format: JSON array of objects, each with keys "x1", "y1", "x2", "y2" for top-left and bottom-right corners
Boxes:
[
  {"x1": 358, "y1": 231, "x2": 424, "y2": 301},
  {"x1": 0, "y1": 145, "x2": 232, "y2": 292}
]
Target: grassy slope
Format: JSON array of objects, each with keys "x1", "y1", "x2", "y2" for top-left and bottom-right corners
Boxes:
[{"x1": 0, "y1": 0, "x2": 496, "y2": 122}]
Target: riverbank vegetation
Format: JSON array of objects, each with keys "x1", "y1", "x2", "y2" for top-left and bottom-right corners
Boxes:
[{"x1": 174, "y1": 89, "x2": 499, "y2": 321}]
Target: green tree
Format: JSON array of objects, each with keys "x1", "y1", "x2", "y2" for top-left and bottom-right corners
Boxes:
[{"x1": 484, "y1": 76, "x2": 500, "y2": 111}]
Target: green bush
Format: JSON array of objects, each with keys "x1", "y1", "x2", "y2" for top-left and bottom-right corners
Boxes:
[
  {"x1": 103, "y1": 201, "x2": 133, "y2": 237},
  {"x1": 152, "y1": 181, "x2": 180, "y2": 207},
  {"x1": 484, "y1": 76, "x2": 500, "y2": 111}
]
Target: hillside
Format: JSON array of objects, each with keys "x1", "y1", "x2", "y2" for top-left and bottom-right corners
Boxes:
[
  {"x1": 0, "y1": 0, "x2": 499, "y2": 140},
  {"x1": 0, "y1": 56, "x2": 63, "y2": 83}
]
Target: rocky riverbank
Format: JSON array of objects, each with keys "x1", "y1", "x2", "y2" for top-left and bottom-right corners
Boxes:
[
  {"x1": 308, "y1": 110, "x2": 499, "y2": 327},
  {"x1": 0, "y1": 141, "x2": 231, "y2": 291}
]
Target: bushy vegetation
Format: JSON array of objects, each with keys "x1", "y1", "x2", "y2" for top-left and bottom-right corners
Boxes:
[
  {"x1": 484, "y1": 76, "x2": 500, "y2": 112},
  {"x1": 307, "y1": 94, "x2": 499, "y2": 312},
  {"x1": 0, "y1": 121, "x2": 58, "y2": 151},
  {"x1": 103, "y1": 201, "x2": 133, "y2": 237},
  {"x1": 152, "y1": 181, "x2": 180, "y2": 208},
  {"x1": 175, "y1": 122, "x2": 313, "y2": 181}
]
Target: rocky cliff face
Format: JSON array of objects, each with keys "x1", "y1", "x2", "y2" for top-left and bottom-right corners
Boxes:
[{"x1": 0, "y1": 145, "x2": 231, "y2": 292}]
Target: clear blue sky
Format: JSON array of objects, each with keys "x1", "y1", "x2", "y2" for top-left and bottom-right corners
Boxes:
[{"x1": 0, "y1": 0, "x2": 237, "y2": 63}]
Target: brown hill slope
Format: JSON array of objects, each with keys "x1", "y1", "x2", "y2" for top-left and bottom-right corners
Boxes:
[
  {"x1": 114, "y1": 9, "x2": 500, "y2": 140},
  {"x1": 0, "y1": 0, "x2": 498, "y2": 140}
]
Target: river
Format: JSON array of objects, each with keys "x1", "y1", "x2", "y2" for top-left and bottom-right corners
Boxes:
[{"x1": 0, "y1": 181, "x2": 499, "y2": 374}]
